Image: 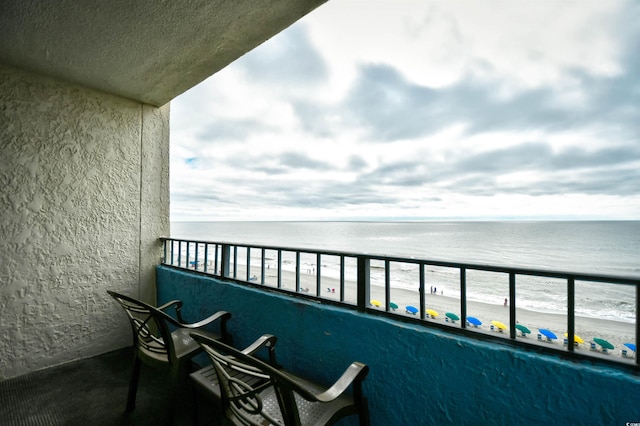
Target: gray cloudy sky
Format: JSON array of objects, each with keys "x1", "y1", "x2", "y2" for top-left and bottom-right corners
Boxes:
[{"x1": 170, "y1": 0, "x2": 640, "y2": 221}]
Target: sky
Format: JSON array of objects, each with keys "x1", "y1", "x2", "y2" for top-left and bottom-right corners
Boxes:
[{"x1": 170, "y1": 0, "x2": 640, "y2": 222}]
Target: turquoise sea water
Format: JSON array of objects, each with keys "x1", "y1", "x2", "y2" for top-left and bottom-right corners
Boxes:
[{"x1": 171, "y1": 221, "x2": 639, "y2": 321}]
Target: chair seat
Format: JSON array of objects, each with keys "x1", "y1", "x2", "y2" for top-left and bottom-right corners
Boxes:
[
  {"x1": 191, "y1": 365, "x2": 356, "y2": 425},
  {"x1": 172, "y1": 328, "x2": 221, "y2": 360},
  {"x1": 189, "y1": 336, "x2": 367, "y2": 426}
]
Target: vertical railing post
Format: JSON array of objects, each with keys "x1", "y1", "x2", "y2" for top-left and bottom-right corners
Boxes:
[
  {"x1": 214, "y1": 244, "x2": 219, "y2": 275},
  {"x1": 509, "y1": 272, "x2": 516, "y2": 339},
  {"x1": 356, "y1": 256, "x2": 370, "y2": 312},
  {"x1": 385, "y1": 260, "x2": 391, "y2": 311},
  {"x1": 162, "y1": 239, "x2": 167, "y2": 264},
  {"x1": 186, "y1": 242, "x2": 190, "y2": 269},
  {"x1": 316, "y1": 253, "x2": 322, "y2": 296},
  {"x1": 246, "y1": 247, "x2": 251, "y2": 281},
  {"x1": 295, "y1": 251, "x2": 301, "y2": 292},
  {"x1": 194, "y1": 243, "x2": 199, "y2": 271},
  {"x1": 419, "y1": 263, "x2": 425, "y2": 320},
  {"x1": 567, "y1": 277, "x2": 575, "y2": 351},
  {"x1": 221, "y1": 244, "x2": 231, "y2": 278},
  {"x1": 233, "y1": 246, "x2": 238, "y2": 278},
  {"x1": 277, "y1": 250, "x2": 282, "y2": 289},
  {"x1": 460, "y1": 267, "x2": 467, "y2": 329},
  {"x1": 203, "y1": 243, "x2": 208, "y2": 273},
  {"x1": 339, "y1": 255, "x2": 345, "y2": 302},
  {"x1": 260, "y1": 248, "x2": 266, "y2": 284}
]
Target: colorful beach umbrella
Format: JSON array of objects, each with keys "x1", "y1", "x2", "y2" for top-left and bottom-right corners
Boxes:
[
  {"x1": 538, "y1": 329, "x2": 557, "y2": 340},
  {"x1": 389, "y1": 302, "x2": 399, "y2": 311},
  {"x1": 405, "y1": 305, "x2": 418, "y2": 315},
  {"x1": 467, "y1": 316, "x2": 482, "y2": 327},
  {"x1": 515, "y1": 324, "x2": 531, "y2": 335},
  {"x1": 445, "y1": 312, "x2": 460, "y2": 322},
  {"x1": 491, "y1": 320, "x2": 507, "y2": 331},
  {"x1": 623, "y1": 343, "x2": 636, "y2": 352},
  {"x1": 564, "y1": 333, "x2": 584, "y2": 344},
  {"x1": 370, "y1": 300, "x2": 381, "y2": 307},
  {"x1": 593, "y1": 337, "x2": 614, "y2": 350},
  {"x1": 426, "y1": 309, "x2": 439, "y2": 318}
]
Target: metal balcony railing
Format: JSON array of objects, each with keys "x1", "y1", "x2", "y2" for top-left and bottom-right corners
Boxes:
[{"x1": 160, "y1": 237, "x2": 640, "y2": 369}]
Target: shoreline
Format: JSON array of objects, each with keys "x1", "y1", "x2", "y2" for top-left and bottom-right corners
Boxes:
[{"x1": 224, "y1": 263, "x2": 637, "y2": 361}]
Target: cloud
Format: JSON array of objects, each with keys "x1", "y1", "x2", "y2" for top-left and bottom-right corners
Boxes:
[
  {"x1": 169, "y1": 1, "x2": 640, "y2": 221},
  {"x1": 235, "y1": 25, "x2": 328, "y2": 88},
  {"x1": 195, "y1": 117, "x2": 275, "y2": 143},
  {"x1": 338, "y1": 47, "x2": 640, "y2": 144}
]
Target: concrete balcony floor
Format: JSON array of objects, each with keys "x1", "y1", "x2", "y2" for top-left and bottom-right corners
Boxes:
[{"x1": 0, "y1": 347, "x2": 184, "y2": 426}]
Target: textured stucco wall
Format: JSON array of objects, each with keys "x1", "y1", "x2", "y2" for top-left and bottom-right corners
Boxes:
[
  {"x1": 0, "y1": 64, "x2": 169, "y2": 380},
  {"x1": 157, "y1": 266, "x2": 640, "y2": 426}
]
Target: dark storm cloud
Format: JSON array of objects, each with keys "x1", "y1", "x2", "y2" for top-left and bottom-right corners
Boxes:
[{"x1": 235, "y1": 25, "x2": 328, "y2": 88}]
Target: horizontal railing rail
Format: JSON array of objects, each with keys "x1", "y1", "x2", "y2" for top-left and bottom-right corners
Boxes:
[{"x1": 160, "y1": 237, "x2": 640, "y2": 369}]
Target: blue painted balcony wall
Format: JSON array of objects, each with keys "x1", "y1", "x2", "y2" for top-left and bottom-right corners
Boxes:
[{"x1": 157, "y1": 266, "x2": 640, "y2": 425}]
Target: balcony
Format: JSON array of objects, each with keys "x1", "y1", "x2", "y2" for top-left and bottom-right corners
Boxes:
[
  {"x1": 156, "y1": 237, "x2": 640, "y2": 425},
  {"x1": 2, "y1": 3, "x2": 639, "y2": 425},
  {"x1": 0, "y1": 237, "x2": 637, "y2": 425}
]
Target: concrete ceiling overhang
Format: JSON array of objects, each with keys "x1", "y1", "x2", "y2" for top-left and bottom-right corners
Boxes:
[{"x1": 0, "y1": 0, "x2": 328, "y2": 107}]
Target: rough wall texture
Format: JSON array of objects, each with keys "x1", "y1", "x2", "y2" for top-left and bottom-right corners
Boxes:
[
  {"x1": 0, "y1": 64, "x2": 169, "y2": 380},
  {"x1": 157, "y1": 266, "x2": 640, "y2": 426}
]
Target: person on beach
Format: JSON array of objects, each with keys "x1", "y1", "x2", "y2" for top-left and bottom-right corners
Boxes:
[{"x1": 504, "y1": 298, "x2": 508, "y2": 307}]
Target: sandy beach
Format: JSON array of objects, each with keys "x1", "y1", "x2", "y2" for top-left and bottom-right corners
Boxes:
[{"x1": 223, "y1": 262, "x2": 637, "y2": 363}]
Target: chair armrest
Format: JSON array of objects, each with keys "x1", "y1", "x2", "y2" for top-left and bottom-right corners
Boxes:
[
  {"x1": 158, "y1": 308, "x2": 231, "y2": 342},
  {"x1": 157, "y1": 300, "x2": 187, "y2": 323},
  {"x1": 182, "y1": 310, "x2": 232, "y2": 343},
  {"x1": 314, "y1": 362, "x2": 369, "y2": 403},
  {"x1": 242, "y1": 334, "x2": 278, "y2": 366},
  {"x1": 180, "y1": 310, "x2": 231, "y2": 329}
]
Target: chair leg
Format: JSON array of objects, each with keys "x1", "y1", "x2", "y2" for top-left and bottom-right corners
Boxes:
[
  {"x1": 126, "y1": 353, "x2": 142, "y2": 412},
  {"x1": 168, "y1": 362, "x2": 195, "y2": 426},
  {"x1": 358, "y1": 398, "x2": 371, "y2": 426}
]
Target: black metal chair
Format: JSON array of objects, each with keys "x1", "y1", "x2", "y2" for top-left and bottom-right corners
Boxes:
[
  {"x1": 190, "y1": 332, "x2": 370, "y2": 426},
  {"x1": 107, "y1": 290, "x2": 231, "y2": 413}
]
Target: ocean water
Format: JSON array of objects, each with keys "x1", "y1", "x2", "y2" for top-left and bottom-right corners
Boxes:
[{"x1": 170, "y1": 221, "x2": 639, "y2": 322}]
